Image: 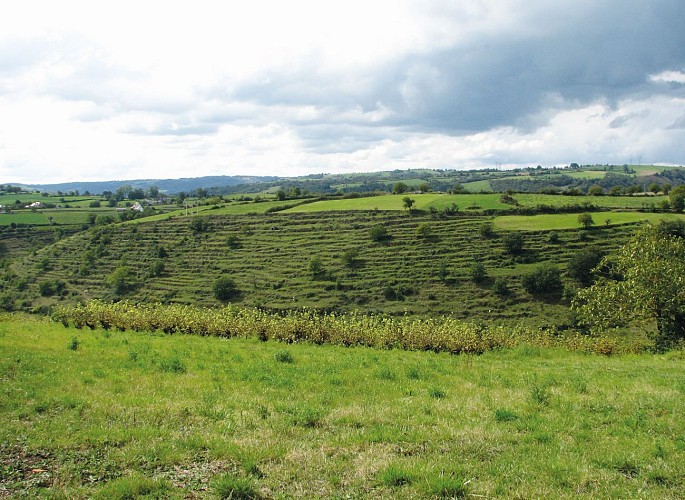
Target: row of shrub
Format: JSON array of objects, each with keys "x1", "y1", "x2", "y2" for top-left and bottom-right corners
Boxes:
[{"x1": 52, "y1": 300, "x2": 649, "y2": 355}]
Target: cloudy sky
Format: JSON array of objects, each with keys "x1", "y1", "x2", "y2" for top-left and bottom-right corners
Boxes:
[{"x1": 1, "y1": 0, "x2": 684, "y2": 184}]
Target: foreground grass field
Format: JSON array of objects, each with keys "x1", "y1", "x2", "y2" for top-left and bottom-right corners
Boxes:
[{"x1": 1, "y1": 316, "x2": 684, "y2": 498}]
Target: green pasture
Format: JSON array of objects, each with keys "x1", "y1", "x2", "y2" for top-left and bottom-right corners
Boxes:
[
  {"x1": 462, "y1": 179, "x2": 492, "y2": 191},
  {"x1": 514, "y1": 193, "x2": 668, "y2": 209},
  {"x1": 285, "y1": 194, "x2": 512, "y2": 212},
  {"x1": 283, "y1": 193, "x2": 669, "y2": 213},
  {"x1": 1, "y1": 317, "x2": 683, "y2": 498},
  {"x1": 494, "y1": 212, "x2": 685, "y2": 231},
  {"x1": 564, "y1": 170, "x2": 607, "y2": 180},
  {"x1": 0, "y1": 212, "x2": 49, "y2": 226}
]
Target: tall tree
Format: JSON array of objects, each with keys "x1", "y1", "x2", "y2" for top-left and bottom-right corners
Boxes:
[{"x1": 573, "y1": 225, "x2": 685, "y2": 350}]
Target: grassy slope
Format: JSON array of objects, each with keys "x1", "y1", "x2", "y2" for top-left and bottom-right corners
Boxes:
[
  {"x1": 284, "y1": 193, "x2": 668, "y2": 213},
  {"x1": 1, "y1": 317, "x2": 683, "y2": 498},
  {"x1": 10, "y1": 211, "x2": 643, "y2": 327},
  {"x1": 494, "y1": 212, "x2": 685, "y2": 231}
]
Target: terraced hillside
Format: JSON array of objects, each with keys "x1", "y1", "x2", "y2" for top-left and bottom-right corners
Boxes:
[{"x1": 6, "y1": 210, "x2": 646, "y2": 327}]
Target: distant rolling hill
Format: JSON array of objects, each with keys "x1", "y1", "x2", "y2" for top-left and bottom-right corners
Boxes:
[{"x1": 22, "y1": 175, "x2": 278, "y2": 195}]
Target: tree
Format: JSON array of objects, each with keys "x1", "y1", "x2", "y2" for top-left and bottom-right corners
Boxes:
[
  {"x1": 577, "y1": 213, "x2": 594, "y2": 229},
  {"x1": 567, "y1": 248, "x2": 604, "y2": 286},
  {"x1": 469, "y1": 261, "x2": 487, "y2": 283},
  {"x1": 308, "y1": 256, "x2": 324, "y2": 278},
  {"x1": 392, "y1": 182, "x2": 409, "y2": 194},
  {"x1": 573, "y1": 225, "x2": 685, "y2": 350},
  {"x1": 369, "y1": 225, "x2": 389, "y2": 242},
  {"x1": 669, "y1": 185, "x2": 685, "y2": 212},
  {"x1": 341, "y1": 248, "x2": 360, "y2": 268},
  {"x1": 108, "y1": 266, "x2": 136, "y2": 295},
  {"x1": 416, "y1": 222, "x2": 432, "y2": 239},
  {"x1": 213, "y1": 276, "x2": 238, "y2": 301},
  {"x1": 419, "y1": 182, "x2": 430, "y2": 193},
  {"x1": 588, "y1": 185, "x2": 604, "y2": 196},
  {"x1": 522, "y1": 263, "x2": 562, "y2": 295},
  {"x1": 648, "y1": 182, "x2": 660, "y2": 194},
  {"x1": 189, "y1": 217, "x2": 209, "y2": 232},
  {"x1": 502, "y1": 232, "x2": 524, "y2": 254},
  {"x1": 492, "y1": 277, "x2": 510, "y2": 296},
  {"x1": 226, "y1": 235, "x2": 241, "y2": 249},
  {"x1": 276, "y1": 189, "x2": 287, "y2": 201},
  {"x1": 479, "y1": 222, "x2": 494, "y2": 238},
  {"x1": 402, "y1": 197, "x2": 415, "y2": 211}
]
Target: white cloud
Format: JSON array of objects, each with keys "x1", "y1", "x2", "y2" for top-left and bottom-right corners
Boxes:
[{"x1": 1, "y1": 1, "x2": 684, "y2": 183}]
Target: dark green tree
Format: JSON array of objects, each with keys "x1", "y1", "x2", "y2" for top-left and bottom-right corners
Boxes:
[
  {"x1": 392, "y1": 182, "x2": 409, "y2": 194},
  {"x1": 577, "y1": 213, "x2": 594, "y2": 229},
  {"x1": 502, "y1": 232, "x2": 524, "y2": 254},
  {"x1": 213, "y1": 276, "x2": 238, "y2": 301}
]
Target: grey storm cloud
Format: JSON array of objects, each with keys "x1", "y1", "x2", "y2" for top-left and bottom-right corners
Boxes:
[{"x1": 226, "y1": 0, "x2": 685, "y2": 137}]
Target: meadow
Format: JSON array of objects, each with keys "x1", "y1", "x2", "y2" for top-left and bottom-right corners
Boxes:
[
  {"x1": 1, "y1": 316, "x2": 683, "y2": 498},
  {"x1": 282, "y1": 193, "x2": 668, "y2": 214},
  {"x1": 493, "y1": 212, "x2": 685, "y2": 231}
]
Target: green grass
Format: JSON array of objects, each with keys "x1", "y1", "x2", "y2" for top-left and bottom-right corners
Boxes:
[
  {"x1": 8, "y1": 209, "x2": 642, "y2": 327},
  {"x1": 1, "y1": 317, "x2": 684, "y2": 497},
  {"x1": 564, "y1": 170, "x2": 607, "y2": 180},
  {"x1": 281, "y1": 193, "x2": 669, "y2": 213},
  {"x1": 462, "y1": 179, "x2": 492, "y2": 192},
  {"x1": 0, "y1": 212, "x2": 50, "y2": 225},
  {"x1": 494, "y1": 212, "x2": 685, "y2": 231}
]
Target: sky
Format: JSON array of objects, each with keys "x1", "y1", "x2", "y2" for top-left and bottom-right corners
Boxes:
[{"x1": 1, "y1": 0, "x2": 684, "y2": 184}]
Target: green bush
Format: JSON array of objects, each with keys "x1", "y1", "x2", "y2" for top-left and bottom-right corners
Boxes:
[
  {"x1": 492, "y1": 277, "x2": 509, "y2": 296},
  {"x1": 522, "y1": 263, "x2": 562, "y2": 295},
  {"x1": 189, "y1": 217, "x2": 209, "y2": 232},
  {"x1": 107, "y1": 266, "x2": 136, "y2": 296},
  {"x1": 341, "y1": 248, "x2": 360, "y2": 268},
  {"x1": 479, "y1": 221, "x2": 494, "y2": 238},
  {"x1": 227, "y1": 234, "x2": 241, "y2": 249},
  {"x1": 213, "y1": 276, "x2": 238, "y2": 301},
  {"x1": 567, "y1": 248, "x2": 604, "y2": 286},
  {"x1": 469, "y1": 261, "x2": 487, "y2": 283},
  {"x1": 369, "y1": 224, "x2": 389, "y2": 242},
  {"x1": 502, "y1": 232, "x2": 524, "y2": 254},
  {"x1": 39, "y1": 279, "x2": 65, "y2": 297}
]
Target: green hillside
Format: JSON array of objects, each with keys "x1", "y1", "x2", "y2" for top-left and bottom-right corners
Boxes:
[{"x1": 5, "y1": 209, "x2": 654, "y2": 328}]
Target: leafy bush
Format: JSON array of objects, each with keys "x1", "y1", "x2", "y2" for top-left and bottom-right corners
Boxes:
[
  {"x1": 577, "y1": 213, "x2": 595, "y2": 229},
  {"x1": 213, "y1": 276, "x2": 238, "y2": 301},
  {"x1": 369, "y1": 224, "x2": 389, "y2": 242},
  {"x1": 107, "y1": 266, "x2": 137, "y2": 296},
  {"x1": 308, "y1": 257, "x2": 324, "y2": 278},
  {"x1": 416, "y1": 222, "x2": 432, "y2": 239},
  {"x1": 567, "y1": 248, "x2": 604, "y2": 286},
  {"x1": 492, "y1": 277, "x2": 510, "y2": 296},
  {"x1": 502, "y1": 232, "x2": 524, "y2": 254},
  {"x1": 39, "y1": 279, "x2": 65, "y2": 297},
  {"x1": 189, "y1": 217, "x2": 209, "y2": 232},
  {"x1": 479, "y1": 221, "x2": 494, "y2": 238},
  {"x1": 341, "y1": 248, "x2": 360, "y2": 268},
  {"x1": 469, "y1": 261, "x2": 487, "y2": 283},
  {"x1": 521, "y1": 263, "x2": 562, "y2": 295},
  {"x1": 548, "y1": 231, "x2": 560, "y2": 243},
  {"x1": 149, "y1": 259, "x2": 165, "y2": 277},
  {"x1": 226, "y1": 234, "x2": 241, "y2": 249}
]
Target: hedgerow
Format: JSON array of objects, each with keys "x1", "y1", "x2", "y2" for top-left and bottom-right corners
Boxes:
[{"x1": 52, "y1": 300, "x2": 649, "y2": 355}]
